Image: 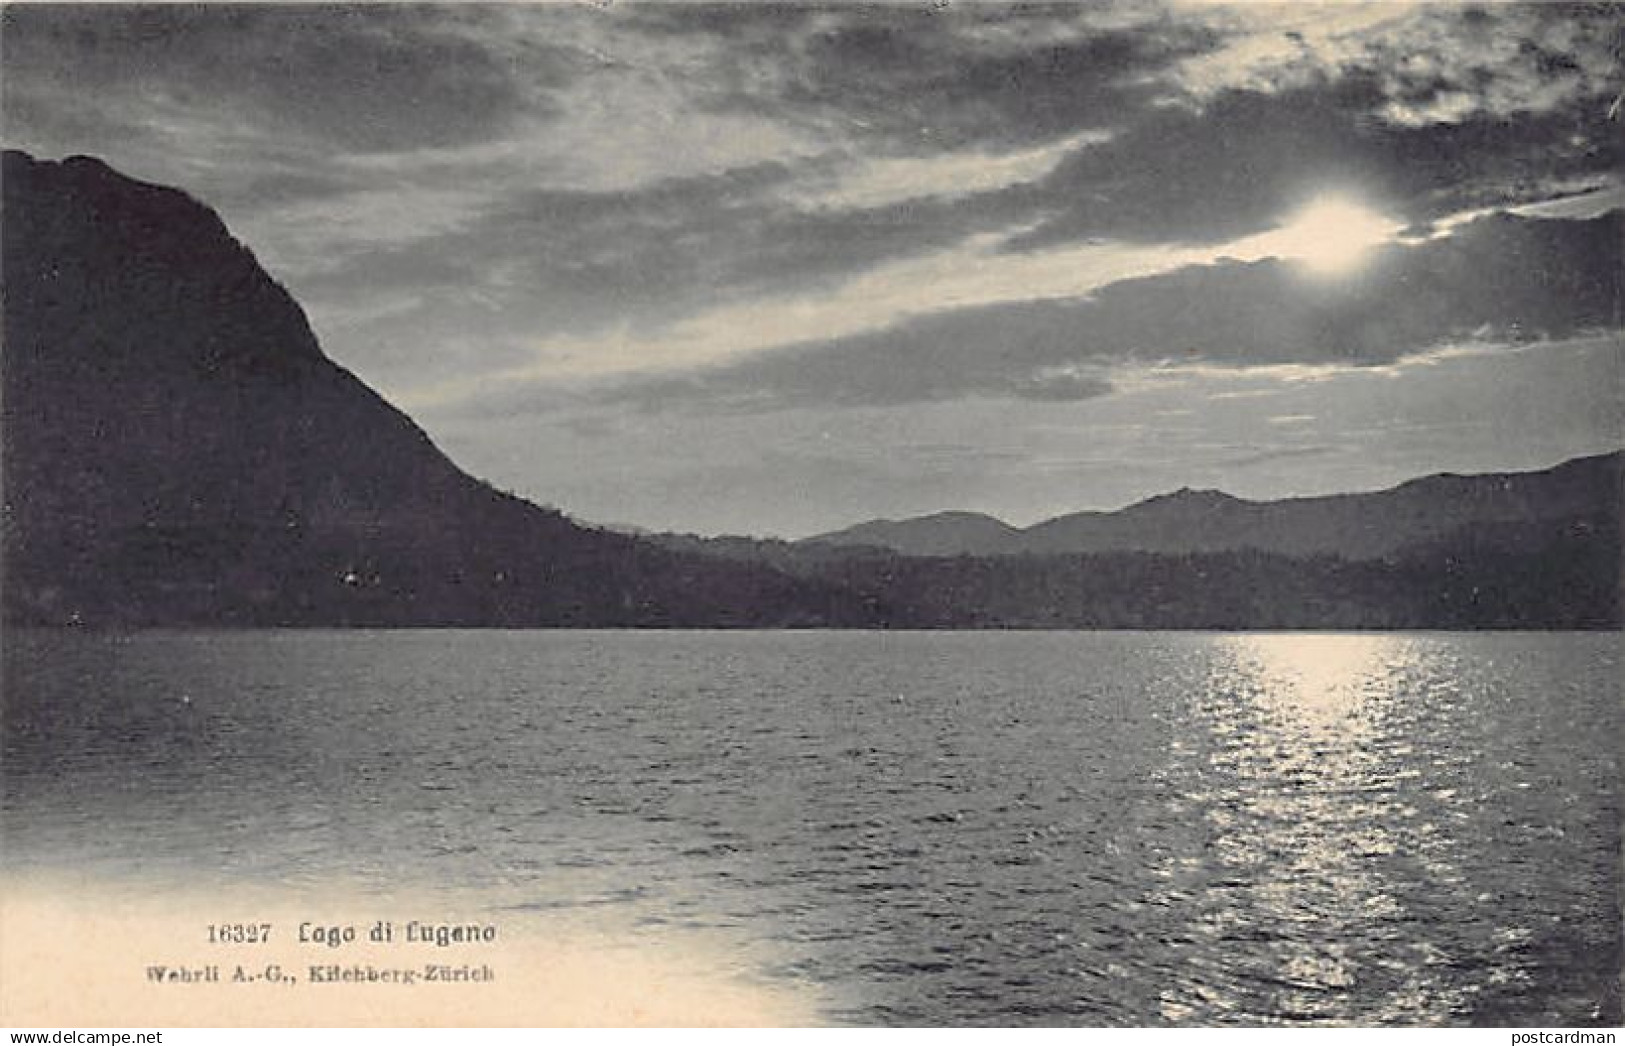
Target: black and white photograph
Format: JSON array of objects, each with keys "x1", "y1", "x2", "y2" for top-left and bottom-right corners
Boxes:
[{"x1": 1, "y1": 0, "x2": 1621, "y2": 1029}]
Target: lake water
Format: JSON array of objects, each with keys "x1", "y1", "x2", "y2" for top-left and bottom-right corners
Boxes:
[{"x1": 3, "y1": 630, "x2": 1620, "y2": 1026}]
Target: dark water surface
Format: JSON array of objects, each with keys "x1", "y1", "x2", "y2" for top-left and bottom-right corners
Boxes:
[{"x1": 3, "y1": 630, "x2": 1620, "y2": 1025}]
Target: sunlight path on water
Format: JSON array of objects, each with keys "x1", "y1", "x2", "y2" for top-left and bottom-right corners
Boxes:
[{"x1": 1150, "y1": 635, "x2": 1474, "y2": 1024}]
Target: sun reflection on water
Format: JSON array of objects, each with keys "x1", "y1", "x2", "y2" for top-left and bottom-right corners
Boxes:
[
  {"x1": 1231, "y1": 632, "x2": 1408, "y2": 729},
  {"x1": 1152, "y1": 633, "x2": 1472, "y2": 1025}
]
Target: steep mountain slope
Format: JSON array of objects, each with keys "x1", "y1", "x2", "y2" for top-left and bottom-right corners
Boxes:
[{"x1": 0, "y1": 150, "x2": 873, "y2": 627}]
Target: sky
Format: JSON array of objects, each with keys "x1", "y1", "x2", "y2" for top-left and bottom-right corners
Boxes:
[{"x1": 3, "y1": 1, "x2": 1621, "y2": 537}]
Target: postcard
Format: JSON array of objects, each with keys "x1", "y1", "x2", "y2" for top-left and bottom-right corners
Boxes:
[{"x1": 2, "y1": 1, "x2": 1620, "y2": 1029}]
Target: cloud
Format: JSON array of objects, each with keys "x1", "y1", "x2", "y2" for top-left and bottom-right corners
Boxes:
[
  {"x1": 1006, "y1": 71, "x2": 1618, "y2": 251},
  {"x1": 790, "y1": 130, "x2": 1111, "y2": 211},
  {"x1": 529, "y1": 209, "x2": 1620, "y2": 414},
  {"x1": 467, "y1": 164, "x2": 1008, "y2": 310},
  {"x1": 1168, "y1": 2, "x2": 1621, "y2": 125},
  {"x1": 602, "y1": 3, "x2": 1621, "y2": 258},
  {"x1": 625, "y1": 3, "x2": 1222, "y2": 152},
  {"x1": 0, "y1": 5, "x2": 568, "y2": 154},
  {"x1": 292, "y1": 149, "x2": 1087, "y2": 366}
]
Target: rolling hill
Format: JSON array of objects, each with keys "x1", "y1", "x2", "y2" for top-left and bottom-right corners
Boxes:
[{"x1": 806, "y1": 453, "x2": 1622, "y2": 561}]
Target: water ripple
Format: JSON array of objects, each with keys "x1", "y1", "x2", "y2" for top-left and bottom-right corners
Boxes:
[{"x1": 3, "y1": 630, "x2": 1619, "y2": 1025}]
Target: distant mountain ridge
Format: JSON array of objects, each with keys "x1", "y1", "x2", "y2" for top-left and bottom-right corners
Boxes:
[
  {"x1": 804, "y1": 452, "x2": 1623, "y2": 560},
  {"x1": 811, "y1": 511, "x2": 1025, "y2": 557}
]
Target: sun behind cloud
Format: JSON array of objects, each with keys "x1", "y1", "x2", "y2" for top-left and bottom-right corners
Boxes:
[{"x1": 1268, "y1": 195, "x2": 1404, "y2": 277}]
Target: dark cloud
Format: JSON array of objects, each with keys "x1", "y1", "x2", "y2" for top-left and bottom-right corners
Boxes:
[
  {"x1": 1, "y1": 4, "x2": 575, "y2": 153},
  {"x1": 625, "y1": 2, "x2": 1220, "y2": 152},
  {"x1": 1007, "y1": 72, "x2": 1619, "y2": 250},
  {"x1": 491, "y1": 184, "x2": 1024, "y2": 313},
  {"x1": 780, "y1": 17, "x2": 1215, "y2": 151},
  {"x1": 585, "y1": 211, "x2": 1620, "y2": 413},
  {"x1": 588, "y1": 295, "x2": 1125, "y2": 413},
  {"x1": 299, "y1": 156, "x2": 1043, "y2": 341}
]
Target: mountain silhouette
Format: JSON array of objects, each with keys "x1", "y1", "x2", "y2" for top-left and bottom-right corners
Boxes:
[
  {"x1": 806, "y1": 453, "x2": 1622, "y2": 560},
  {"x1": 0, "y1": 150, "x2": 872, "y2": 627},
  {"x1": 804, "y1": 511, "x2": 1023, "y2": 557}
]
